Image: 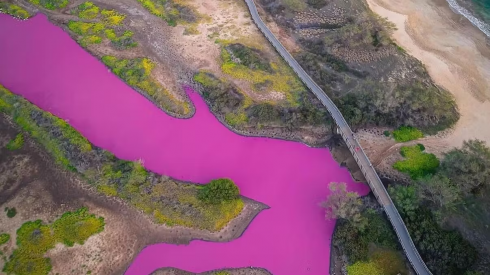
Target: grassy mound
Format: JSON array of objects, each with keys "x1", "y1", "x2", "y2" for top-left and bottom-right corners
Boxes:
[
  {"x1": 2, "y1": 208, "x2": 104, "y2": 275},
  {"x1": 393, "y1": 144, "x2": 439, "y2": 179},
  {"x1": 392, "y1": 126, "x2": 423, "y2": 142}
]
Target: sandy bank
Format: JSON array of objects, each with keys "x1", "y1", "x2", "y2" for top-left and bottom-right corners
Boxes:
[{"x1": 366, "y1": 0, "x2": 490, "y2": 149}]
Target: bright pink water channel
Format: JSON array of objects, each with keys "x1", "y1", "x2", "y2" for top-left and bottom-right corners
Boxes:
[{"x1": 0, "y1": 14, "x2": 369, "y2": 274}]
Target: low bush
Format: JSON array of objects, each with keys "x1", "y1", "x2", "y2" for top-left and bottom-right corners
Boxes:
[
  {"x1": 52, "y1": 207, "x2": 105, "y2": 247},
  {"x1": 6, "y1": 133, "x2": 24, "y2": 150},
  {"x1": 393, "y1": 144, "x2": 439, "y2": 179},
  {"x1": 101, "y1": 9, "x2": 126, "y2": 26},
  {"x1": 0, "y1": 233, "x2": 10, "y2": 245},
  {"x1": 392, "y1": 126, "x2": 423, "y2": 142},
  {"x1": 5, "y1": 207, "x2": 17, "y2": 218},
  {"x1": 29, "y1": 0, "x2": 69, "y2": 10},
  {"x1": 2, "y1": 208, "x2": 104, "y2": 275},
  {"x1": 198, "y1": 179, "x2": 240, "y2": 204},
  {"x1": 0, "y1": 2, "x2": 30, "y2": 19},
  {"x1": 76, "y1": 1, "x2": 99, "y2": 19},
  {"x1": 334, "y1": 210, "x2": 398, "y2": 263}
]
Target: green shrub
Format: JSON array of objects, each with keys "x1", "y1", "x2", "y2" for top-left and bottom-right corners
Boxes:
[
  {"x1": 0, "y1": 233, "x2": 10, "y2": 245},
  {"x1": 6, "y1": 133, "x2": 24, "y2": 150},
  {"x1": 392, "y1": 126, "x2": 423, "y2": 142},
  {"x1": 5, "y1": 207, "x2": 17, "y2": 218},
  {"x1": 198, "y1": 178, "x2": 240, "y2": 204},
  {"x1": 347, "y1": 261, "x2": 383, "y2": 275},
  {"x1": 76, "y1": 1, "x2": 100, "y2": 19},
  {"x1": 0, "y1": 3, "x2": 31, "y2": 19},
  {"x1": 2, "y1": 208, "x2": 104, "y2": 275},
  {"x1": 393, "y1": 145, "x2": 439, "y2": 179},
  {"x1": 29, "y1": 0, "x2": 69, "y2": 10},
  {"x1": 383, "y1": 130, "x2": 390, "y2": 137},
  {"x1": 52, "y1": 207, "x2": 105, "y2": 247}
]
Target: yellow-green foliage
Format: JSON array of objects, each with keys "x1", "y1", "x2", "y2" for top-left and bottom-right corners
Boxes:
[
  {"x1": 52, "y1": 207, "x2": 105, "y2": 247},
  {"x1": 347, "y1": 261, "x2": 383, "y2": 275},
  {"x1": 0, "y1": 233, "x2": 10, "y2": 245},
  {"x1": 137, "y1": 0, "x2": 165, "y2": 18},
  {"x1": 6, "y1": 133, "x2": 24, "y2": 150},
  {"x1": 0, "y1": 84, "x2": 92, "y2": 169},
  {"x1": 67, "y1": 21, "x2": 105, "y2": 36},
  {"x1": 76, "y1": 1, "x2": 100, "y2": 20},
  {"x1": 393, "y1": 144, "x2": 439, "y2": 179},
  {"x1": 104, "y1": 29, "x2": 134, "y2": 42},
  {"x1": 370, "y1": 248, "x2": 408, "y2": 275},
  {"x1": 392, "y1": 126, "x2": 423, "y2": 142},
  {"x1": 28, "y1": 0, "x2": 69, "y2": 10},
  {"x1": 214, "y1": 272, "x2": 231, "y2": 275},
  {"x1": 220, "y1": 46, "x2": 304, "y2": 106},
  {"x1": 101, "y1": 56, "x2": 190, "y2": 115},
  {"x1": 136, "y1": 0, "x2": 200, "y2": 28},
  {"x1": 225, "y1": 112, "x2": 248, "y2": 127},
  {"x1": 101, "y1": 9, "x2": 126, "y2": 26},
  {"x1": 0, "y1": 3, "x2": 30, "y2": 19},
  {"x1": 2, "y1": 208, "x2": 104, "y2": 275}
]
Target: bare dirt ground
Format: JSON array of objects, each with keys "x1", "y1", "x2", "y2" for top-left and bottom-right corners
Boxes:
[
  {"x1": 364, "y1": 0, "x2": 490, "y2": 151},
  {"x1": 0, "y1": 115, "x2": 266, "y2": 275}
]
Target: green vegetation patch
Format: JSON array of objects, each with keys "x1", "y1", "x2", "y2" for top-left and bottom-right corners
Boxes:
[
  {"x1": 391, "y1": 186, "x2": 477, "y2": 275},
  {"x1": 68, "y1": 4, "x2": 137, "y2": 50},
  {"x1": 6, "y1": 133, "x2": 24, "y2": 150},
  {"x1": 93, "y1": 160, "x2": 243, "y2": 231},
  {"x1": 28, "y1": 0, "x2": 68, "y2": 10},
  {"x1": 220, "y1": 42, "x2": 305, "y2": 105},
  {"x1": 393, "y1": 144, "x2": 439, "y2": 179},
  {"x1": 2, "y1": 208, "x2": 104, "y2": 275},
  {"x1": 198, "y1": 179, "x2": 240, "y2": 204},
  {"x1": 5, "y1": 207, "x2": 17, "y2": 218},
  {"x1": 0, "y1": 85, "x2": 91, "y2": 169},
  {"x1": 194, "y1": 70, "x2": 328, "y2": 129},
  {"x1": 0, "y1": 84, "x2": 241, "y2": 232},
  {"x1": 75, "y1": 1, "x2": 100, "y2": 20},
  {"x1": 0, "y1": 3, "x2": 30, "y2": 19},
  {"x1": 392, "y1": 126, "x2": 423, "y2": 142},
  {"x1": 136, "y1": 0, "x2": 199, "y2": 27},
  {"x1": 101, "y1": 9, "x2": 126, "y2": 26},
  {"x1": 102, "y1": 56, "x2": 190, "y2": 115},
  {"x1": 0, "y1": 234, "x2": 10, "y2": 245}
]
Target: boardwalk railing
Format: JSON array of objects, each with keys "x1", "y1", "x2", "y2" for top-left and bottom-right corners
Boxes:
[{"x1": 243, "y1": 0, "x2": 432, "y2": 274}]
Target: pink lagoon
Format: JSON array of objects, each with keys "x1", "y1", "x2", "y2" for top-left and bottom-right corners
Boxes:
[{"x1": 0, "y1": 14, "x2": 369, "y2": 275}]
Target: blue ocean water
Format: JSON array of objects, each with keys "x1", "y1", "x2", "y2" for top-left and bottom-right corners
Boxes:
[
  {"x1": 472, "y1": 0, "x2": 490, "y2": 22},
  {"x1": 447, "y1": 0, "x2": 490, "y2": 37}
]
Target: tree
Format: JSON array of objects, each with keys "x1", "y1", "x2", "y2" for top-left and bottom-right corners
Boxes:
[
  {"x1": 388, "y1": 185, "x2": 419, "y2": 216},
  {"x1": 321, "y1": 182, "x2": 366, "y2": 230},
  {"x1": 198, "y1": 178, "x2": 240, "y2": 204},
  {"x1": 440, "y1": 140, "x2": 490, "y2": 195},
  {"x1": 416, "y1": 174, "x2": 461, "y2": 210}
]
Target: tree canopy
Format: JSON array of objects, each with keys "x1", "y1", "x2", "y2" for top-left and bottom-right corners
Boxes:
[{"x1": 321, "y1": 182, "x2": 366, "y2": 230}]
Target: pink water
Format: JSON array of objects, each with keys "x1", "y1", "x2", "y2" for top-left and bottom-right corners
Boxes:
[{"x1": 0, "y1": 14, "x2": 369, "y2": 275}]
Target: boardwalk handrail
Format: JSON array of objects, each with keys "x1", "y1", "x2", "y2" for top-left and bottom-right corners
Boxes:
[{"x1": 243, "y1": 1, "x2": 432, "y2": 274}]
